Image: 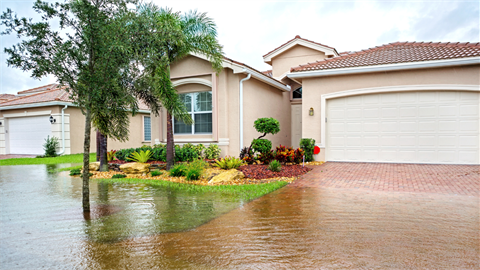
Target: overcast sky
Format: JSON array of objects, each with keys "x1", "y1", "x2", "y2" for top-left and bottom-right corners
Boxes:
[{"x1": 1, "y1": 0, "x2": 478, "y2": 95}]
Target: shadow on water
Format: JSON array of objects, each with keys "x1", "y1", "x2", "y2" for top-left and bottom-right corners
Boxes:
[{"x1": 1, "y1": 164, "x2": 478, "y2": 269}]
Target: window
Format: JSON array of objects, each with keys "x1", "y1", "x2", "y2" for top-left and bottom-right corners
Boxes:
[
  {"x1": 174, "y1": 91, "x2": 212, "y2": 134},
  {"x1": 293, "y1": 87, "x2": 302, "y2": 99},
  {"x1": 143, "y1": 116, "x2": 151, "y2": 141}
]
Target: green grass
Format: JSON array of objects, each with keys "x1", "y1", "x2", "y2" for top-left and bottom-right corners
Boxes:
[
  {"x1": 0, "y1": 153, "x2": 96, "y2": 166},
  {"x1": 95, "y1": 178, "x2": 289, "y2": 202},
  {"x1": 51, "y1": 165, "x2": 83, "y2": 173}
]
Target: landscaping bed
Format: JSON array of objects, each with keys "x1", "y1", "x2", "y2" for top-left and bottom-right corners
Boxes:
[{"x1": 238, "y1": 164, "x2": 312, "y2": 179}]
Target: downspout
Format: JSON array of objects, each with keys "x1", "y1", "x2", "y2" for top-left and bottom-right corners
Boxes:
[
  {"x1": 239, "y1": 72, "x2": 251, "y2": 151},
  {"x1": 57, "y1": 105, "x2": 68, "y2": 155}
]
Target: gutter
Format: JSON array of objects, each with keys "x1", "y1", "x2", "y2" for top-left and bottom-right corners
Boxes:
[
  {"x1": 288, "y1": 56, "x2": 480, "y2": 79},
  {"x1": 57, "y1": 105, "x2": 68, "y2": 155},
  {"x1": 239, "y1": 72, "x2": 252, "y2": 151}
]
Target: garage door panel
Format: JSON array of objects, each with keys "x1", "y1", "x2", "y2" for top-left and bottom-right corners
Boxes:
[
  {"x1": 9, "y1": 116, "x2": 51, "y2": 155},
  {"x1": 326, "y1": 91, "x2": 480, "y2": 164}
]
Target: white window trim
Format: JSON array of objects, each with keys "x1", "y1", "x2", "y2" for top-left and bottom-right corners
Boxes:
[
  {"x1": 142, "y1": 115, "x2": 151, "y2": 142},
  {"x1": 173, "y1": 91, "x2": 213, "y2": 135}
]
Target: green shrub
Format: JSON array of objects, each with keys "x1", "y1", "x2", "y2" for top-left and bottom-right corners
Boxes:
[
  {"x1": 300, "y1": 138, "x2": 316, "y2": 162},
  {"x1": 43, "y1": 136, "x2": 59, "y2": 157},
  {"x1": 152, "y1": 147, "x2": 166, "y2": 162},
  {"x1": 128, "y1": 150, "x2": 153, "y2": 163},
  {"x1": 169, "y1": 163, "x2": 188, "y2": 177},
  {"x1": 112, "y1": 174, "x2": 127, "y2": 178},
  {"x1": 115, "y1": 148, "x2": 135, "y2": 161},
  {"x1": 195, "y1": 144, "x2": 206, "y2": 158},
  {"x1": 175, "y1": 145, "x2": 198, "y2": 162},
  {"x1": 268, "y1": 160, "x2": 282, "y2": 172},
  {"x1": 204, "y1": 144, "x2": 221, "y2": 160},
  {"x1": 185, "y1": 160, "x2": 206, "y2": 181},
  {"x1": 150, "y1": 170, "x2": 162, "y2": 177},
  {"x1": 214, "y1": 156, "x2": 244, "y2": 170},
  {"x1": 254, "y1": 118, "x2": 280, "y2": 136},
  {"x1": 69, "y1": 168, "x2": 81, "y2": 176},
  {"x1": 153, "y1": 143, "x2": 166, "y2": 149},
  {"x1": 251, "y1": 139, "x2": 272, "y2": 154}
]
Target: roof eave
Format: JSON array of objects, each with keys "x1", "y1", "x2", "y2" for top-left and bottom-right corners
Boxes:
[
  {"x1": 263, "y1": 38, "x2": 339, "y2": 64},
  {"x1": 0, "y1": 101, "x2": 74, "y2": 111},
  {"x1": 288, "y1": 56, "x2": 480, "y2": 79}
]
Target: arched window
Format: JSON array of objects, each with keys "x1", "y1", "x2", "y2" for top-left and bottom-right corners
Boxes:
[{"x1": 293, "y1": 87, "x2": 302, "y2": 99}]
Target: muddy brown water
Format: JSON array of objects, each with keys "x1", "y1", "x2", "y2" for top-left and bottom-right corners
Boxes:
[{"x1": 1, "y1": 164, "x2": 478, "y2": 269}]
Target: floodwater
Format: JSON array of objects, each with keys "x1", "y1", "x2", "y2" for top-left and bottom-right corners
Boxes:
[{"x1": 1, "y1": 165, "x2": 478, "y2": 269}]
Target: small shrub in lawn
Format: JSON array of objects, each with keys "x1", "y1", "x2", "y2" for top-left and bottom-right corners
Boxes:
[
  {"x1": 169, "y1": 163, "x2": 188, "y2": 177},
  {"x1": 43, "y1": 136, "x2": 59, "y2": 157},
  {"x1": 268, "y1": 160, "x2": 282, "y2": 172},
  {"x1": 69, "y1": 168, "x2": 81, "y2": 176},
  {"x1": 112, "y1": 174, "x2": 126, "y2": 179},
  {"x1": 214, "y1": 156, "x2": 244, "y2": 170},
  {"x1": 185, "y1": 160, "x2": 206, "y2": 181},
  {"x1": 150, "y1": 170, "x2": 162, "y2": 177}
]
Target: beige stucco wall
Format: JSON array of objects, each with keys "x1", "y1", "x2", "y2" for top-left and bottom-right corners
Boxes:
[
  {"x1": 301, "y1": 64, "x2": 480, "y2": 161},
  {"x1": 151, "y1": 55, "x2": 292, "y2": 158},
  {"x1": 271, "y1": 45, "x2": 327, "y2": 78},
  {"x1": 66, "y1": 107, "x2": 150, "y2": 154}
]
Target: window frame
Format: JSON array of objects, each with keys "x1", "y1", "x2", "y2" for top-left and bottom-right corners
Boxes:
[
  {"x1": 143, "y1": 115, "x2": 151, "y2": 142},
  {"x1": 173, "y1": 91, "x2": 213, "y2": 135}
]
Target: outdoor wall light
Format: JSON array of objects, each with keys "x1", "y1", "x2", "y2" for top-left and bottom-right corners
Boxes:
[
  {"x1": 49, "y1": 116, "x2": 56, "y2": 124},
  {"x1": 309, "y1": 107, "x2": 314, "y2": 116}
]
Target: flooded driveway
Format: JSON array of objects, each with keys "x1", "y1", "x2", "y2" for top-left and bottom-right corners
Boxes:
[{"x1": 1, "y1": 163, "x2": 478, "y2": 269}]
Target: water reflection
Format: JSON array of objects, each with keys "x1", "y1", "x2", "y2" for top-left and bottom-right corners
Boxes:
[{"x1": 1, "y1": 165, "x2": 478, "y2": 269}]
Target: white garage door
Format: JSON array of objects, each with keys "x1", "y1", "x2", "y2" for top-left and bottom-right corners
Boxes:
[
  {"x1": 326, "y1": 91, "x2": 480, "y2": 164},
  {"x1": 8, "y1": 116, "x2": 52, "y2": 155}
]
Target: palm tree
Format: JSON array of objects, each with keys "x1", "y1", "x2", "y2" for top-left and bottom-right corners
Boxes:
[{"x1": 133, "y1": 4, "x2": 223, "y2": 169}]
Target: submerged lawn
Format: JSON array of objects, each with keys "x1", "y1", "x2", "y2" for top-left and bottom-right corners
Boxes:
[{"x1": 0, "y1": 153, "x2": 96, "y2": 166}]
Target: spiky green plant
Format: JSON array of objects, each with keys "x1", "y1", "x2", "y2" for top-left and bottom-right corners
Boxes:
[
  {"x1": 214, "y1": 156, "x2": 244, "y2": 170},
  {"x1": 127, "y1": 150, "x2": 153, "y2": 163}
]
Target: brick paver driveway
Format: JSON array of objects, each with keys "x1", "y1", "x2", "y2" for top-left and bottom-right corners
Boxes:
[
  {"x1": 0, "y1": 154, "x2": 36, "y2": 160},
  {"x1": 295, "y1": 162, "x2": 479, "y2": 197}
]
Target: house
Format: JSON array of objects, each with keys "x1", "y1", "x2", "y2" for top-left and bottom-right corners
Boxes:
[
  {"x1": 0, "y1": 84, "x2": 151, "y2": 155},
  {"x1": 1, "y1": 36, "x2": 479, "y2": 165}
]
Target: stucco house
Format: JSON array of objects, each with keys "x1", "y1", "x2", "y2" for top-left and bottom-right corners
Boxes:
[{"x1": 1, "y1": 35, "x2": 479, "y2": 165}]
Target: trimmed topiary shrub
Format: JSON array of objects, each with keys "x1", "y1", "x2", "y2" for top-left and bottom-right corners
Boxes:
[
  {"x1": 300, "y1": 138, "x2": 316, "y2": 162},
  {"x1": 251, "y1": 138, "x2": 272, "y2": 154}
]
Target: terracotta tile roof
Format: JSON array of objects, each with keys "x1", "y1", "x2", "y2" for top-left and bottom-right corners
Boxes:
[
  {"x1": 17, "y1": 83, "x2": 59, "y2": 95},
  {"x1": 291, "y1": 41, "x2": 480, "y2": 72},
  {"x1": 262, "y1": 70, "x2": 273, "y2": 77},
  {"x1": 0, "y1": 84, "x2": 151, "y2": 111},
  {"x1": 0, "y1": 94, "x2": 16, "y2": 103},
  {"x1": 263, "y1": 35, "x2": 337, "y2": 57}
]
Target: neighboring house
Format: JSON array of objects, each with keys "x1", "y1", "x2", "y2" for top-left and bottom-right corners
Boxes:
[
  {"x1": 0, "y1": 84, "x2": 151, "y2": 155},
  {"x1": 2, "y1": 36, "x2": 479, "y2": 165}
]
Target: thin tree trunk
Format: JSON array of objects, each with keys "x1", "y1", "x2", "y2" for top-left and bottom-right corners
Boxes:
[
  {"x1": 99, "y1": 132, "x2": 108, "y2": 172},
  {"x1": 166, "y1": 112, "x2": 174, "y2": 170},
  {"x1": 83, "y1": 108, "x2": 92, "y2": 213},
  {"x1": 96, "y1": 130, "x2": 100, "y2": 161}
]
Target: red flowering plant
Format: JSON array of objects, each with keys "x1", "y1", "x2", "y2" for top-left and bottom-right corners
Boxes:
[
  {"x1": 293, "y1": 148, "x2": 305, "y2": 164},
  {"x1": 274, "y1": 145, "x2": 295, "y2": 164},
  {"x1": 257, "y1": 150, "x2": 275, "y2": 164},
  {"x1": 107, "y1": 150, "x2": 117, "y2": 162}
]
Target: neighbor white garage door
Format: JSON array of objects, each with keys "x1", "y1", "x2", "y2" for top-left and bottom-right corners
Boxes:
[
  {"x1": 8, "y1": 116, "x2": 52, "y2": 155},
  {"x1": 326, "y1": 91, "x2": 479, "y2": 164}
]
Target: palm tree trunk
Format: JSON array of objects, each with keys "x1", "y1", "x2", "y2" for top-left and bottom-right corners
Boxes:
[
  {"x1": 82, "y1": 108, "x2": 92, "y2": 213},
  {"x1": 99, "y1": 132, "x2": 108, "y2": 172},
  {"x1": 166, "y1": 112, "x2": 174, "y2": 170}
]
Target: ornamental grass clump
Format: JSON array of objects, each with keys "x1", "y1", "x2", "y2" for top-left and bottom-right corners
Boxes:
[
  {"x1": 169, "y1": 163, "x2": 188, "y2": 177},
  {"x1": 268, "y1": 160, "x2": 282, "y2": 172},
  {"x1": 214, "y1": 156, "x2": 244, "y2": 170},
  {"x1": 185, "y1": 160, "x2": 207, "y2": 181},
  {"x1": 128, "y1": 150, "x2": 153, "y2": 163},
  {"x1": 69, "y1": 168, "x2": 81, "y2": 176},
  {"x1": 112, "y1": 174, "x2": 126, "y2": 179},
  {"x1": 150, "y1": 170, "x2": 163, "y2": 177}
]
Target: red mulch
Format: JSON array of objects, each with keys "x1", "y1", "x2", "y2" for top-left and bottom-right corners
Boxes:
[
  {"x1": 108, "y1": 160, "x2": 166, "y2": 164},
  {"x1": 237, "y1": 164, "x2": 311, "y2": 179}
]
